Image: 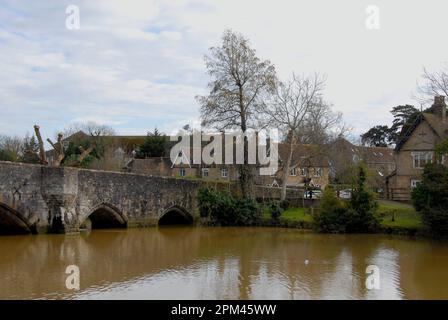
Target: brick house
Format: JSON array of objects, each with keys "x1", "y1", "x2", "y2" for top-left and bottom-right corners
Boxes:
[
  {"x1": 386, "y1": 96, "x2": 448, "y2": 201},
  {"x1": 271, "y1": 143, "x2": 331, "y2": 189}
]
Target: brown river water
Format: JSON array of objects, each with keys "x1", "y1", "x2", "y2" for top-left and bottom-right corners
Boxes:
[{"x1": 0, "y1": 227, "x2": 447, "y2": 300}]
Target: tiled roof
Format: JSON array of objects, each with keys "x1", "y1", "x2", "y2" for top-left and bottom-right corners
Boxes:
[{"x1": 395, "y1": 112, "x2": 448, "y2": 151}]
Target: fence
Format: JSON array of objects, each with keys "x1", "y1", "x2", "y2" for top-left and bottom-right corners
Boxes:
[
  {"x1": 386, "y1": 188, "x2": 412, "y2": 202},
  {"x1": 254, "y1": 185, "x2": 321, "y2": 207}
]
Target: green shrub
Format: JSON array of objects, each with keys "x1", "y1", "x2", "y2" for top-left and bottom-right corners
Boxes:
[
  {"x1": 412, "y1": 163, "x2": 448, "y2": 236},
  {"x1": 234, "y1": 197, "x2": 259, "y2": 225},
  {"x1": 314, "y1": 186, "x2": 348, "y2": 233},
  {"x1": 197, "y1": 187, "x2": 260, "y2": 226},
  {"x1": 315, "y1": 164, "x2": 380, "y2": 233},
  {"x1": 268, "y1": 201, "x2": 284, "y2": 220},
  {"x1": 0, "y1": 149, "x2": 14, "y2": 162}
]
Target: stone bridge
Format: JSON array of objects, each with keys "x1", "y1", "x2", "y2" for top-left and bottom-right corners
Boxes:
[{"x1": 0, "y1": 161, "x2": 202, "y2": 234}]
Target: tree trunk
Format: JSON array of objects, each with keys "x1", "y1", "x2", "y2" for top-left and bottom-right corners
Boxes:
[
  {"x1": 47, "y1": 133, "x2": 65, "y2": 167},
  {"x1": 33, "y1": 125, "x2": 47, "y2": 165},
  {"x1": 281, "y1": 130, "x2": 295, "y2": 201},
  {"x1": 78, "y1": 145, "x2": 94, "y2": 163},
  {"x1": 238, "y1": 85, "x2": 254, "y2": 199}
]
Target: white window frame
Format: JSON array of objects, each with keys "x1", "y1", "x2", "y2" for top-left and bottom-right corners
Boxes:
[
  {"x1": 202, "y1": 168, "x2": 209, "y2": 177},
  {"x1": 412, "y1": 152, "x2": 433, "y2": 169},
  {"x1": 221, "y1": 168, "x2": 228, "y2": 178},
  {"x1": 410, "y1": 179, "x2": 421, "y2": 188},
  {"x1": 289, "y1": 167, "x2": 297, "y2": 176}
]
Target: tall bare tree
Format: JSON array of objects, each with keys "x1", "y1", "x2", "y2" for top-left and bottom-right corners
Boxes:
[
  {"x1": 197, "y1": 30, "x2": 277, "y2": 197},
  {"x1": 263, "y1": 73, "x2": 326, "y2": 201},
  {"x1": 296, "y1": 100, "x2": 349, "y2": 145},
  {"x1": 416, "y1": 65, "x2": 448, "y2": 104}
]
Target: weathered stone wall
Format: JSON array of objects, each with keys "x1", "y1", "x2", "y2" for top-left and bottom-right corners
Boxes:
[
  {"x1": 0, "y1": 162, "x2": 49, "y2": 233},
  {"x1": 0, "y1": 161, "x2": 201, "y2": 234},
  {"x1": 75, "y1": 169, "x2": 201, "y2": 229}
]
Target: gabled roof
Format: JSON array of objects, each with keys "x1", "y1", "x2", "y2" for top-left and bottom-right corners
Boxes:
[{"x1": 395, "y1": 112, "x2": 448, "y2": 151}]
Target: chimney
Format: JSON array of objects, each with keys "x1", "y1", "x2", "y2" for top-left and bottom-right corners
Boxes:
[{"x1": 432, "y1": 95, "x2": 446, "y2": 123}]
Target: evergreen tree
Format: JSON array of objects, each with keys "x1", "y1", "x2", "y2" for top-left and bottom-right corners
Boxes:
[
  {"x1": 20, "y1": 134, "x2": 40, "y2": 164},
  {"x1": 135, "y1": 128, "x2": 167, "y2": 158},
  {"x1": 346, "y1": 164, "x2": 380, "y2": 232}
]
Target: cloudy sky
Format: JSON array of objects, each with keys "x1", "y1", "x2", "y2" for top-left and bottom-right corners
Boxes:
[{"x1": 1, "y1": 0, "x2": 447, "y2": 140}]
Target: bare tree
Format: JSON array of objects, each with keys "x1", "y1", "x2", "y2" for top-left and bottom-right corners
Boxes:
[
  {"x1": 63, "y1": 121, "x2": 116, "y2": 138},
  {"x1": 197, "y1": 29, "x2": 277, "y2": 197},
  {"x1": 416, "y1": 65, "x2": 448, "y2": 104},
  {"x1": 263, "y1": 73, "x2": 326, "y2": 201},
  {"x1": 296, "y1": 100, "x2": 349, "y2": 145}
]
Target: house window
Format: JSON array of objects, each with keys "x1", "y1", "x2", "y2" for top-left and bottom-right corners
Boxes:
[
  {"x1": 411, "y1": 179, "x2": 421, "y2": 188},
  {"x1": 315, "y1": 167, "x2": 322, "y2": 177},
  {"x1": 412, "y1": 152, "x2": 433, "y2": 169},
  {"x1": 301, "y1": 168, "x2": 308, "y2": 176},
  {"x1": 202, "y1": 168, "x2": 209, "y2": 177},
  {"x1": 289, "y1": 167, "x2": 297, "y2": 176},
  {"x1": 179, "y1": 169, "x2": 186, "y2": 177},
  {"x1": 438, "y1": 154, "x2": 446, "y2": 165},
  {"x1": 221, "y1": 168, "x2": 228, "y2": 178}
]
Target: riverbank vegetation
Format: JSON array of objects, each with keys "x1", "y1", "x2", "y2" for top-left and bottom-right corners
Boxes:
[
  {"x1": 313, "y1": 165, "x2": 380, "y2": 233},
  {"x1": 412, "y1": 163, "x2": 448, "y2": 237},
  {"x1": 261, "y1": 200, "x2": 422, "y2": 235},
  {"x1": 197, "y1": 187, "x2": 260, "y2": 226}
]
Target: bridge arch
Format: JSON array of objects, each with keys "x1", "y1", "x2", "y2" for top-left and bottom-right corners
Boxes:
[
  {"x1": 159, "y1": 205, "x2": 193, "y2": 226},
  {"x1": 0, "y1": 203, "x2": 35, "y2": 235},
  {"x1": 82, "y1": 203, "x2": 127, "y2": 230}
]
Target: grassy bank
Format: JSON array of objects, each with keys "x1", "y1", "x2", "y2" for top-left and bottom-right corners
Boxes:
[
  {"x1": 377, "y1": 200, "x2": 424, "y2": 235},
  {"x1": 261, "y1": 200, "x2": 425, "y2": 236},
  {"x1": 261, "y1": 207, "x2": 313, "y2": 228}
]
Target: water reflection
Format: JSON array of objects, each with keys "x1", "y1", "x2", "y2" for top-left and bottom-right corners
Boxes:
[{"x1": 0, "y1": 227, "x2": 447, "y2": 300}]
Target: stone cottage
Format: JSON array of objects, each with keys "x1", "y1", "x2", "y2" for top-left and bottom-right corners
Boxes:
[{"x1": 386, "y1": 96, "x2": 448, "y2": 201}]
